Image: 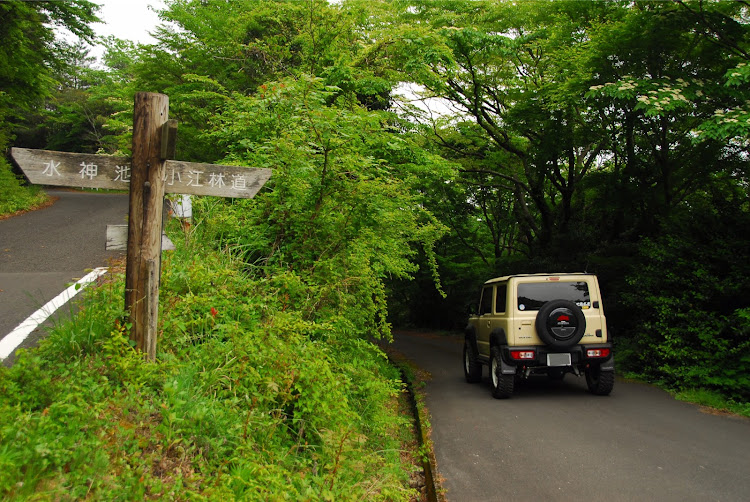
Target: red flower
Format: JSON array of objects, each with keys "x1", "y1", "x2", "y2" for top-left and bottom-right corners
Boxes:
[{"x1": 210, "y1": 307, "x2": 219, "y2": 318}]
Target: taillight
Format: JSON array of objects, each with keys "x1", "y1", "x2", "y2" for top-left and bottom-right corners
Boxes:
[
  {"x1": 510, "y1": 350, "x2": 536, "y2": 360},
  {"x1": 586, "y1": 348, "x2": 611, "y2": 358}
]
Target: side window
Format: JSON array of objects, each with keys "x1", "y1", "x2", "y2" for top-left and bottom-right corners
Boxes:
[
  {"x1": 479, "y1": 286, "x2": 493, "y2": 315},
  {"x1": 495, "y1": 283, "x2": 507, "y2": 313}
]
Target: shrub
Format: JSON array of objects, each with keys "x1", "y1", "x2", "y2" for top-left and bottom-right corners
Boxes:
[
  {"x1": 0, "y1": 158, "x2": 48, "y2": 217},
  {"x1": 622, "y1": 192, "x2": 750, "y2": 402}
]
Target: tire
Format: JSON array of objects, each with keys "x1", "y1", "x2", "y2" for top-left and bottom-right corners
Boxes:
[
  {"x1": 490, "y1": 346, "x2": 514, "y2": 399},
  {"x1": 463, "y1": 339, "x2": 482, "y2": 383},
  {"x1": 585, "y1": 365, "x2": 614, "y2": 396},
  {"x1": 535, "y1": 300, "x2": 586, "y2": 349}
]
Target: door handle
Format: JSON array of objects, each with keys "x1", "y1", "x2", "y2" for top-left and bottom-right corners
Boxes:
[{"x1": 486, "y1": 321, "x2": 491, "y2": 328}]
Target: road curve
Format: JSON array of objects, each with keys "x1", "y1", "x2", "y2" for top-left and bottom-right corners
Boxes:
[
  {"x1": 0, "y1": 190, "x2": 128, "y2": 363},
  {"x1": 390, "y1": 331, "x2": 750, "y2": 502}
]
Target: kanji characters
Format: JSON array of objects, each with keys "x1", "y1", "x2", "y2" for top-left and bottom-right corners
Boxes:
[
  {"x1": 164, "y1": 166, "x2": 182, "y2": 186},
  {"x1": 208, "y1": 172, "x2": 226, "y2": 188},
  {"x1": 186, "y1": 170, "x2": 204, "y2": 187},
  {"x1": 114, "y1": 165, "x2": 131, "y2": 183},
  {"x1": 231, "y1": 174, "x2": 248, "y2": 190},
  {"x1": 79, "y1": 162, "x2": 98, "y2": 179},
  {"x1": 42, "y1": 160, "x2": 61, "y2": 177}
]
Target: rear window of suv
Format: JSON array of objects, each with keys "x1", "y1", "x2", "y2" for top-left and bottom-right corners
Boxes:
[{"x1": 516, "y1": 281, "x2": 591, "y2": 311}]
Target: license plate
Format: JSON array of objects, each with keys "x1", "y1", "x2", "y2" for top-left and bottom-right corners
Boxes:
[{"x1": 547, "y1": 353, "x2": 572, "y2": 367}]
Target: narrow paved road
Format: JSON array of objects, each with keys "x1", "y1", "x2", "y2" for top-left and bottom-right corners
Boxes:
[
  {"x1": 390, "y1": 331, "x2": 750, "y2": 502},
  {"x1": 0, "y1": 190, "x2": 128, "y2": 363}
]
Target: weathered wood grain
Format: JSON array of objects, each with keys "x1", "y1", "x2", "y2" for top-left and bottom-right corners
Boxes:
[
  {"x1": 125, "y1": 92, "x2": 169, "y2": 360},
  {"x1": 10, "y1": 147, "x2": 130, "y2": 190},
  {"x1": 11, "y1": 147, "x2": 272, "y2": 199},
  {"x1": 162, "y1": 159, "x2": 272, "y2": 198}
]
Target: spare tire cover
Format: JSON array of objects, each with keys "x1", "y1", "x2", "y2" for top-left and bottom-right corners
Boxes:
[{"x1": 535, "y1": 300, "x2": 586, "y2": 349}]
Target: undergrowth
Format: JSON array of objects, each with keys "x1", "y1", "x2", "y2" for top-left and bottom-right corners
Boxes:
[
  {"x1": 0, "y1": 221, "x2": 420, "y2": 500},
  {"x1": 0, "y1": 159, "x2": 49, "y2": 217},
  {"x1": 673, "y1": 388, "x2": 750, "y2": 417}
]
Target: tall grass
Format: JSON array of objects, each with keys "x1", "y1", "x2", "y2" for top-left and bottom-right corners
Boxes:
[
  {"x1": 0, "y1": 160, "x2": 49, "y2": 217},
  {"x1": 0, "y1": 219, "x2": 420, "y2": 500}
]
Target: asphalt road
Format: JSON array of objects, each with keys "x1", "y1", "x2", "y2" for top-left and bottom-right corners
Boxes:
[
  {"x1": 0, "y1": 190, "x2": 128, "y2": 363},
  {"x1": 390, "y1": 331, "x2": 750, "y2": 502}
]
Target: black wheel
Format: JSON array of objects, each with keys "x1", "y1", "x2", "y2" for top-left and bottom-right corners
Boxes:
[
  {"x1": 463, "y1": 339, "x2": 482, "y2": 383},
  {"x1": 585, "y1": 365, "x2": 614, "y2": 395},
  {"x1": 535, "y1": 300, "x2": 586, "y2": 349},
  {"x1": 490, "y1": 347, "x2": 514, "y2": 399}
]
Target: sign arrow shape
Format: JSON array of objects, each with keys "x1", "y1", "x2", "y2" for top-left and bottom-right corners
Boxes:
[{"x1": 10, "y1": 147, "x2": 272, "y2": 199}]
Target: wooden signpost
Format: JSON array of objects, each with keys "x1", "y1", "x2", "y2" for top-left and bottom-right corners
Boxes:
[{"x1": 11, "y1": 92, "x2": 272, "y2": 360}]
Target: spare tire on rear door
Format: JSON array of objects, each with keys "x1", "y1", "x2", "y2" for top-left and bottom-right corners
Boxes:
[{"x1": 535, "y1": 300, "x2": 586, "y2": 349}]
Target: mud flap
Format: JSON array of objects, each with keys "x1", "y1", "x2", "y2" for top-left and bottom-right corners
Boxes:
[
  {"x1": 600, "y1": 356, "x2": 615, "y2": 372},
  {"x1": 500, "y1": 358, "x2": 517, "y2": 375}
]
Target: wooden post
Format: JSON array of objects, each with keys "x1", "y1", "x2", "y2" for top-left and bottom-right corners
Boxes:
[
  {"x1": 125, "y1": 92, "x2": 169, "y2": 360},
  {"x1": 10, "y1": 91, "x2": 272, "y2": 361}
]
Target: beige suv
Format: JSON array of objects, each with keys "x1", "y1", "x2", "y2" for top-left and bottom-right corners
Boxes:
[{"x1": 464, "y1": 273, "x2": 614, "y2": 398}]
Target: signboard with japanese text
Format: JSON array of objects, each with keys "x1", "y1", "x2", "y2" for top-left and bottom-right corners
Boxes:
[
  {"x1": 11, "y1": 147, "x2": 272, "y2": 199},
  {"x1": 9, "y1": 92, "x2": 273, "y2": 360}
]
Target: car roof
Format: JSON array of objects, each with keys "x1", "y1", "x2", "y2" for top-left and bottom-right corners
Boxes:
[{"x1": 483, "y1": 273, "x2": 594, "y2": 285}]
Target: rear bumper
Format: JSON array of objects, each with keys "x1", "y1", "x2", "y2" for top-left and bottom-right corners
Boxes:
[{"x1": 501, "y1": 343, "x2": 614, "y2": 372}]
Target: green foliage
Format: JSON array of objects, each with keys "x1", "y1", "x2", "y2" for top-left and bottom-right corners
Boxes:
[
  {"x1": 108, "y1": 0, "x2": 387, "y2": 162},
  {"x1": 373, "y1": 0, "x2": 627, "y2": 259},
  {"x1": 0, "y1": 1, "x2": 98, "y2": 137},
  {"x1": 0, "y1": 158, "x2": 48, "y2": 217},
  {"x1": 586, "y1": 1, "x2": 750, "y2": 146},
  {"x1": 205, "y1": 75, "x2": 448, "y2": 341},
  {"x1": 621, "y1": 190, "x2": 750, "y2": 401},
  {"x1": 29, "y1": 41, "x2": 126, "y2": 154},
  {"x1": 673, "y1": 388, "x2": 750, "y2": 418},
  {"x1": 0, "y1": 279, "x2": 164, "y2": 499},
  {"x1": 3, "y1": 1, "x2": 748, "y2": 477},
  {"x1": 0, "y1": 226, "x2": 419, "y2": 499},
  {"x1": 0, "y1": 2, "x2": 96, "y2": 215},
  {"x1": 695, "y1": 60, "x2": 750, "y2": 144},
  {"x1": 360, "y1": 0, "x2": 750, "y2": 403}
]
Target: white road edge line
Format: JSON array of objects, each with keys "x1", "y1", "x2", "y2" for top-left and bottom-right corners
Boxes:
[{"x1": 0, "y1": 267, "x2": 109, "y2": 360}]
